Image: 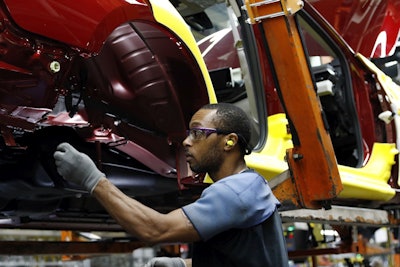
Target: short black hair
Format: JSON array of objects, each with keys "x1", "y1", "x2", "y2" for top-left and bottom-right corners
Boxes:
[{"x1": 201, "y1": 103, "x2": 253, "y2": 155}]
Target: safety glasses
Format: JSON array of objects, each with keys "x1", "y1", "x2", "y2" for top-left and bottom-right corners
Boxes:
[{"x1": 186, "y1": 127, "x2": 229, "y2": 141}]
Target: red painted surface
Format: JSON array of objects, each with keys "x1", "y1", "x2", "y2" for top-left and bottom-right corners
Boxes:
[
  {"x1": 3, "y1": 0, "x2": 152, "y2": 52},
  {"x1": 309, "y1": 0, "x2": 400, "y2": 58}
]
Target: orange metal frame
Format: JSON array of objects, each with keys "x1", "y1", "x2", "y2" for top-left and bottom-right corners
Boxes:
[{"x1": 245, "y1": 0, "x2": 342, "y2": 209}]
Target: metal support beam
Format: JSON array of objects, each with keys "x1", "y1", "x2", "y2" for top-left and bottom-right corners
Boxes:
[
  {"x1": 0, "y1": 240, "x2": 148, "y2": 255},
  {"x1": 280, "y1": 205, "x2": 394, "y2": 226},
  {"x1": 288, "y1": 247, "x2": 393, "y2": 259}
]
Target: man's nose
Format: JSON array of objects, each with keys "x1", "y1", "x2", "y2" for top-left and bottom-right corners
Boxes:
[{"x1": 182, "y1": 136, "x2": 191, "y2": 147}]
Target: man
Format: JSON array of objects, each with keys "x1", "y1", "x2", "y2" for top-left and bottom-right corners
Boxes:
[{"x1": 54, "y1": 103, "x2": 289, "y2": 267}]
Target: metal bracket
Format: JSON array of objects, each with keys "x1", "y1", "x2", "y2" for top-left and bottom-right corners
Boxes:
[{"x1": 243, "y1": 0, "x2": 304, "y2": 24}]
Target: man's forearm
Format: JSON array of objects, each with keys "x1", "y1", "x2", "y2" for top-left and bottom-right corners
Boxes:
[
  {"x1": 92, "y1": 177, "x2": 167, "y2": 242},
  {"x1": 91, "y1": 178, "x2": 200, "y2": 243}
]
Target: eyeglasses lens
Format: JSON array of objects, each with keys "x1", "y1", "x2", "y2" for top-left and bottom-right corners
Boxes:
[
  {"x1": 186, "y1": 128, "x2": 218, "y2": 140},
  {"x1": 190, "y1": 129, "x2": 205, "y2": 140}
]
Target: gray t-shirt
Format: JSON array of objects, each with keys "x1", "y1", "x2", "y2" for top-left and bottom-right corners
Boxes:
[
  {"x1": 182, "y1": 170, "x2": 288, "y2": 267},
  {"x1": 182, "y1": 170, "x2": 280, "y2": 241}
]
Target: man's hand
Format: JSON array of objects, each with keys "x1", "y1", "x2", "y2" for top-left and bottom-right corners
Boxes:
[
  {"x1": 143, "y1": 257, "x2": 186, "y2": 267},
  {"x1": 53, "y1": 142, "x2": 105, "y2": 193}
]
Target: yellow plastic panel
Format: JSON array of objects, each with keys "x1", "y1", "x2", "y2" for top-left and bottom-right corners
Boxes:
[
  {"x1": 338, "y1": 143, "x2": 398, "y2": 201},
  {"x1": 246, "y1": 113, "x2": 397, "y2": 201},
  {"x1": 246, "y1": 113, "x2": 292, "y2": 179}
]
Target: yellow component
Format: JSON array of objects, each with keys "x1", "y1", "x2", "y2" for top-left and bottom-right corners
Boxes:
[
  {"x1": 245, "y1": 113, "x2": 293, "y2": 179},
  {"x1": 149, "y1": 0, "x2": 217, "y2": 104},
  {"x1": 246, "y1": 113, "x2": 397, "y2": 201},
  {"x1": 338, "y1": 143, "x2": 398, "y2": 201}
]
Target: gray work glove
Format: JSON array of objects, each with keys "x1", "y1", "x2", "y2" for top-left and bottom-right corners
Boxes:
[
  {"x1": 54, "y1": 142, "x2": 105, "y2": 194},
  {"x1": 143, "y1": 257, "x2": 186, "y2": 267}
]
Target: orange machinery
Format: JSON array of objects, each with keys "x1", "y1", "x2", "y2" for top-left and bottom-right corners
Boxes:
[{"x1": 244, "y1": 0, "x2": 342, "y2": 209}]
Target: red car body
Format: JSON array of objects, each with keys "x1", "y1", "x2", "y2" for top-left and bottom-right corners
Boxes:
[
  {"x1": 0, "y1": 0, "x2": 210, "y2": 227},
  {"x1": 309, "y1": 0, "x2": 400, "y2": 58}
]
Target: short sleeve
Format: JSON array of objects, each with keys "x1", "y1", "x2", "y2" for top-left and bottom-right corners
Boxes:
[{"x1": 182, "y1": 171, "x2": 279, "y2": 241}]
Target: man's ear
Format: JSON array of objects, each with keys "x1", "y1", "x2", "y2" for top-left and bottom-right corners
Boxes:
[{"x1": 224, "y1": 133, "x2": 238, "y2": 150}]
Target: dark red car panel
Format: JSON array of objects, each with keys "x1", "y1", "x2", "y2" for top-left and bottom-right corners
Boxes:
[
  {"x1": 309, "y1": 0, "x2": 400, "y2": 58},
  {"x1": 0, "y1": 0, "x2": 210, "y2": 224},
  {"x1": 2, "y1": 0, "x2": 152, "y2": 52}
]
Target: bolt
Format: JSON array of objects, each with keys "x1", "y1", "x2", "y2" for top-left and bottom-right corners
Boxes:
[
  {"x1": 49, "y1": 61, "x2": 61, "y2": 73},
  {"x1": 292, "y1": 153, "x2": 303, "y2": 161}
]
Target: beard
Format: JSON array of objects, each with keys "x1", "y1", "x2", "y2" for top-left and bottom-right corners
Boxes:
[{"x1": 189, "y1": 144, "x2": 224, "y2": 175}]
